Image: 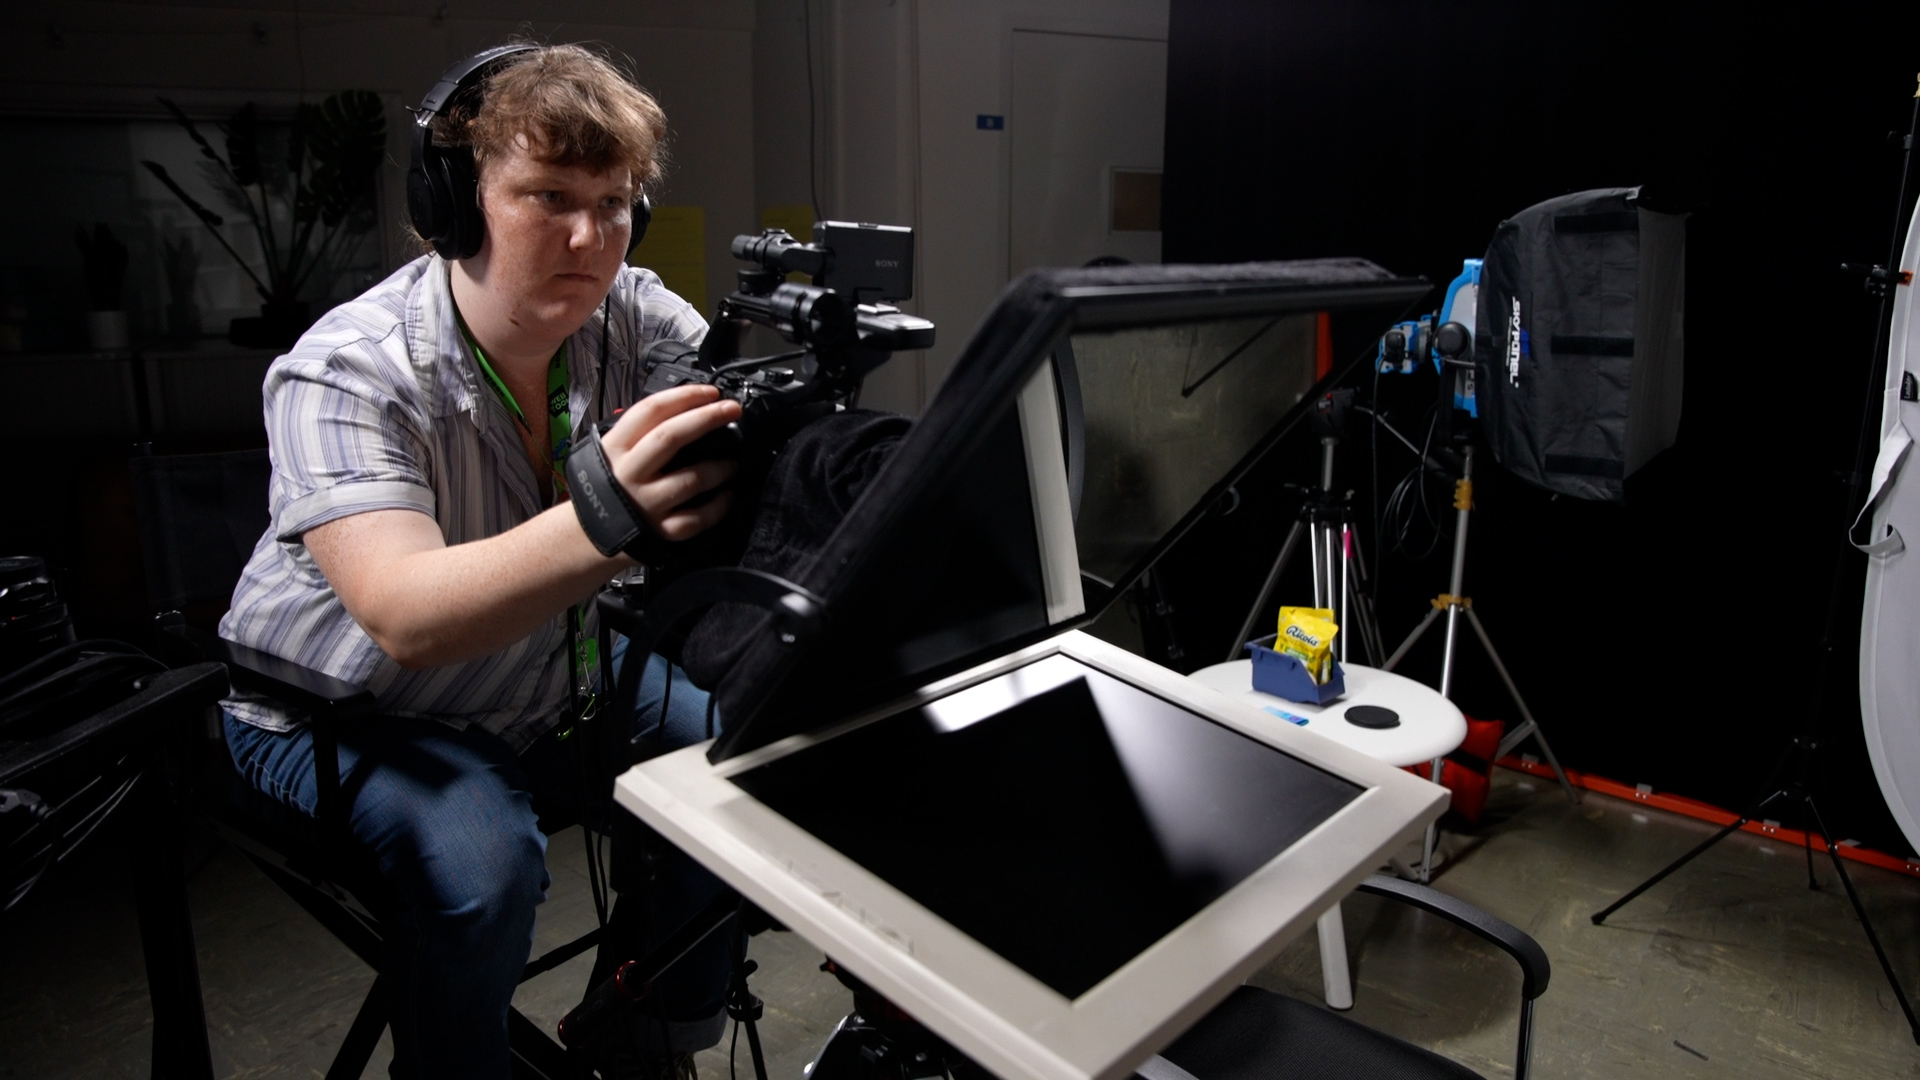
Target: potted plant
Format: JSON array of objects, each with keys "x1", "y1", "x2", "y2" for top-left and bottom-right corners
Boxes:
[
  {"x1": 161, "y1": 235, "x2": 200, "y2": 346},
  {"x1": 75, "y1": 223, "x2": 130, "y2": 351},
  {"x1": 142, "y1": 92, "x2": 385, "y2": 348}
]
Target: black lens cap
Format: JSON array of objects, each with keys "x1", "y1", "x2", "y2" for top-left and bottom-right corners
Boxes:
[{"x1": 1345, "y1": 705, "x2": 1400, "y2": 729}]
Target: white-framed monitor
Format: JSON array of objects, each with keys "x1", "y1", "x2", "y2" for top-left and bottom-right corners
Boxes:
[{"x1": 618, "y1": 260, "x2": 1440, "y2": 1080}]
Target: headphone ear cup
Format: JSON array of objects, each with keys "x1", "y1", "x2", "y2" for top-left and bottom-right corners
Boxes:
[
  {"x1": 629, "y1": 192, "x2": 652, "y2": 255},
  {"x1": 406, "y1": 163, "x2": 443, "y2": 249},
  {"x1": 439, "y1": 148, "x2": 485, "y2": 261}
]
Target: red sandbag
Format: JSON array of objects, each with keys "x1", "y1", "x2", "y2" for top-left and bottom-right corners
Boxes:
[{"x1": 1406, "y1": 714, "x2": 1505, "y2": 822}]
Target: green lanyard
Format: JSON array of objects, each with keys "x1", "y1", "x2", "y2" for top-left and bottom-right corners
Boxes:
[
  {"x1": 457, "y1": 316, "x2": 573, "y2": 498},
  {"x1": 454, "y1": 311, "x2": 599, "y2": 709}
]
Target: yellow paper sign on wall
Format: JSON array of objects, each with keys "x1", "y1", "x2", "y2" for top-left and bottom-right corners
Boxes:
[{"x1": 629, "y1": 204, "x2": 707, "y2": 314}]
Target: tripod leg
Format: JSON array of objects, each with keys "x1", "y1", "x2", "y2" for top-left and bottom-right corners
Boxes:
[
  {"x1": 1346, "y1": 527, "x2": 1390, "y2": 663},
  {"x1": 1230, "y1": 519, "x2": 1308, "y2": 662},
  {"x1": 1805, "y1": 798, "x2": 1920, "y2": 1044},
  {"x1": 1590, "y1": 811, "x2": 1756, "y2": 924},
  {"x1": 1465, "y1": 607, "x2": 1580, "y2": 805},
  {"x1": 1591, "y1": 783, "x2": 1792, "y2": 925},
  {"x1": 743, "y1": 1012, "x2": 771, "y2": 1080},
  {"x1": 1384, "y1": 607, "x2": 1441, "y2": 672},
  {"x1": 1355, "y1": 597, "x2": 1383, "y2": 666}
]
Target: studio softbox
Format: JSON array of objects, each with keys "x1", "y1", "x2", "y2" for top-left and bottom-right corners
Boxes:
[{"x1": 1473, "y1": 187, "x2": 1688, "y2": 503}]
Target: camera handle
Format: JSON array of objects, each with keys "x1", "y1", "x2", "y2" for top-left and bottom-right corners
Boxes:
[{"x1": 600, "y1": 567, "x2": 825, "y2": 661}]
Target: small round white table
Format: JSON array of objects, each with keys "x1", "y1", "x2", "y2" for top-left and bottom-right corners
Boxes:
[{"x1": 1186, "y1": 659, "x2": 1466, "y2": 1010}]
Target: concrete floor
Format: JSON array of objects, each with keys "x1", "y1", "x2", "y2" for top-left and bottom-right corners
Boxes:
[{"x1": 3, "y1": 768, "x2": 1919, "y2": 1079}]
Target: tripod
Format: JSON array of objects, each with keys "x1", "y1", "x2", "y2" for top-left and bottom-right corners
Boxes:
[
  {"x1": 1590, "y1": 733, "x2": 1920, "y2": 1043},
  {"x1": 1379, "y1": 439, "x2": 1581, "y2": 879},
  {"x1": 1589, "y1": 82, "x2": 1920, "y2": 1046},
  {"x1": 1229, "y1": 391, "x2": 1389, "y2": 667}
]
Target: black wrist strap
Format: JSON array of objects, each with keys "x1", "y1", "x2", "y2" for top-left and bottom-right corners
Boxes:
[{"x1": 566, "y1": 424, "x2": 673, "y2": 564}]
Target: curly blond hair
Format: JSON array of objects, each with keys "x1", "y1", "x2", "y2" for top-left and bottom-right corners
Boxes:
[{"x1": 436, "y1": 42, "x2": 669, "y2": 196}]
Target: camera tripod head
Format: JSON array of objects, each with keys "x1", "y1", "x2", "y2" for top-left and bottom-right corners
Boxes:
[{"x1": 1306, "y1": 387, "x2": 1356, "y2": 441}]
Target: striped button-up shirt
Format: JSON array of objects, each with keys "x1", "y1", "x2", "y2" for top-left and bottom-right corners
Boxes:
[{"x1": 219, "y1": 254, "x2": 706, "y2": 751}]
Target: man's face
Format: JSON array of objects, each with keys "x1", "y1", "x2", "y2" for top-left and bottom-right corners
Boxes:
[{"x1": 467, "y1": 138, "x2": 635, "y2": 340}]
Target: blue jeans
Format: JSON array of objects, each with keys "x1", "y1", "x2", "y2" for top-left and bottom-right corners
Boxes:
[{"x1": 223, "y1": 652, "x2": 726, "y2": 1079}]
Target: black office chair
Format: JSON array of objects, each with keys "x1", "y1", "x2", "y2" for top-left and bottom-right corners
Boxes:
[
  {"x1": 2, "y1": 637, "x2": 228, "y2": 1079},
  {"x1": 128, "y1": 449, "x2": 602, "y2": 1079},
  {"x1": 1156, "y1": 874, "x2": 1550, "y2": 1080}
]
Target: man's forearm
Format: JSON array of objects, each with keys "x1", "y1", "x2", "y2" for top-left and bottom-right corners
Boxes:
[
  {"x1": 316, "y1": 505, "x2": 628, "y2": 670},
  {"x1": 304, "y1": 387, "x2": 739, "y2": 670}
]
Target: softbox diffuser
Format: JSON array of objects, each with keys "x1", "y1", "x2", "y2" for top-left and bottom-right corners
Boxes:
[{"x1": 1474, "y1": 187, "x2": 1688, "y2": 502}]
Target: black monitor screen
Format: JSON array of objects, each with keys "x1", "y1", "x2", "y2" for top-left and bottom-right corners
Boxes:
[{"x1": 730, "y1": 653, "x2": 1363, "y2": 999}]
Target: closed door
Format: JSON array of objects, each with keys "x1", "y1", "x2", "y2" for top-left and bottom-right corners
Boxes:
[{"x1": 1009, "y1": 30, "x2": 1167, "y2": 276}]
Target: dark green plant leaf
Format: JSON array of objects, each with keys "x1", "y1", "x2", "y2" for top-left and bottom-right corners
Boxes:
[
  {"x1": 140, "y1": 161, "x2": 272, "y2": 300},
  {"x1": 141, "y1": 161, "x2": 224, "y2": 228},
  {"x1": 225, "y1": 103, "x2": 263, "y2": 187},
  {"x1": 157, "y1": 97, "x2": 225, "y2": 167}
]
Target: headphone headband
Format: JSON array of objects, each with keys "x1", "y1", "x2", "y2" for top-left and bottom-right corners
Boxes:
[
  {"x1": 406, "y1": 44, "x2": 651, "y2": 261},
  {"x1": 413, "y1": 44, "x2": 540, "y2": 129}
]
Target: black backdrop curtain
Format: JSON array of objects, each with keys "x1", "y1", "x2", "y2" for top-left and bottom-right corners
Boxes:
[{"x1": 1157, "y1": 0, "x2": 1920, "y2": 855}]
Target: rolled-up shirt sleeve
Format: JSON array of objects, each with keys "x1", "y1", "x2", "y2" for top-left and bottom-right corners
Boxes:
[{"x1": 267, "y1": 335, "x2": 437, "y2": 542}]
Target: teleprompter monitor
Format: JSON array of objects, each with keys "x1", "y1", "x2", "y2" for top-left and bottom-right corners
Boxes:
[
  {"x1": 702, "y1": 259, "x2": 1431, "y2": 763},
  {"x1": 616, "y1": 261, "x2": 1446, "y2": 1080}
]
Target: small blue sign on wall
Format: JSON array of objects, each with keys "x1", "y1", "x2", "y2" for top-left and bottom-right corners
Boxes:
[{"x1": 976, "y1": 114, "x2": 1005, "y2": 130}]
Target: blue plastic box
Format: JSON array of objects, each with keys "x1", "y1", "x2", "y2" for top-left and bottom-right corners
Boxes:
[{"x1": 1245, "y1": 634, "x2": 1346, "y2": 705}]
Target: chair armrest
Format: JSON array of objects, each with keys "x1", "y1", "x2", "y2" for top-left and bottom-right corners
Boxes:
[
  {"x1": 0, "y1": 663, "x2": 227, "y2": 787},
  {"x1": 161, "y1": 620, "x2": 372, "y2": 839},
  {"x1": 173, "y1": 624, "x2": 373, "y2": 719},
  {"x1": 1356, "y1": 873, "x2": 1550, "y2": 1001},
  {"x1": 1358, "y1": 874, "x2": 1550, "y2": 1080}
]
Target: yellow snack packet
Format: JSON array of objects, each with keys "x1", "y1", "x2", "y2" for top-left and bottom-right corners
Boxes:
[{"x1": 1276, "y1": 606, "x2": 1339, "y2": 684}]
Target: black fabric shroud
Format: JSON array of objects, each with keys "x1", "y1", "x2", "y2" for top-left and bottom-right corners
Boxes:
[
  {"x1": 680, "y1": 409, "x2": 913, "y2": 687},
  {"x1": 1473, "y1": 186, "x2": 1686, "y2": 503}
]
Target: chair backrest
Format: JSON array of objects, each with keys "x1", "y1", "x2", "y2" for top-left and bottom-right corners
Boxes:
[{"x1": 128, "y1": 450, "x2": 271, "y2": 628}]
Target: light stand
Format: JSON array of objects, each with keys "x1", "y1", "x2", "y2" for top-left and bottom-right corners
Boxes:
[
  {"x1": 1589, "y1": 80, "x2": 1920, "y2": 1045},
  {"x1": 1379, "y1": 330, "x2": 1581, "y2": 882},
  {"x1": 1229, "y1": 389, "x2": 1389, "y2": 667},
  {"x1": 1382, "y1": 442, "x2": 1581, "y2": 810}
]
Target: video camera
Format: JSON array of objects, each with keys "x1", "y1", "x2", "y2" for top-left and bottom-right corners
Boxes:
[{"x1": 635, "y1": 221, "x2": 934, "y2": 470}]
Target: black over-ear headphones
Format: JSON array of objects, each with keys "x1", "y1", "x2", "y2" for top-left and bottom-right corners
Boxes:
[{"x1": 407, "y1": 45, "x2": 654, "y2": 261}]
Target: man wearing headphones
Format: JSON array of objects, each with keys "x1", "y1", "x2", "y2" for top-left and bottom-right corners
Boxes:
[{"x1": 219, "y1": 43, "x2": 736, "y2": 1078}]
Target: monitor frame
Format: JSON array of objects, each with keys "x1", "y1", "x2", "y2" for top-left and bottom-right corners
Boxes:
[
  {"x1": 616, "y1": 630, "x2": 1448, "y2": 1080},
  {"x1": 706, "y1": 263, "x2": 1431, "y2": 763}
]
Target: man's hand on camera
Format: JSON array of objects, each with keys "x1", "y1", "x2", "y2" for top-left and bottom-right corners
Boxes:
[{"x1": 601, "y1": 384, "x2": 742, "y2": 541}]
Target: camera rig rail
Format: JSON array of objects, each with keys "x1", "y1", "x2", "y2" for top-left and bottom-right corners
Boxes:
[{"x1": 635, "y1": 223, "x2": 933, "y2": 469}]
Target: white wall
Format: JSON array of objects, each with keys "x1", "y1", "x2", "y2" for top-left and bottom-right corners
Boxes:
[
  {"x1": 0, "y1": 0, "x2": 759, "y2": 316},
  {"x1": 753, "y1": 0, "x2": 1169, "y2": 414}
]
